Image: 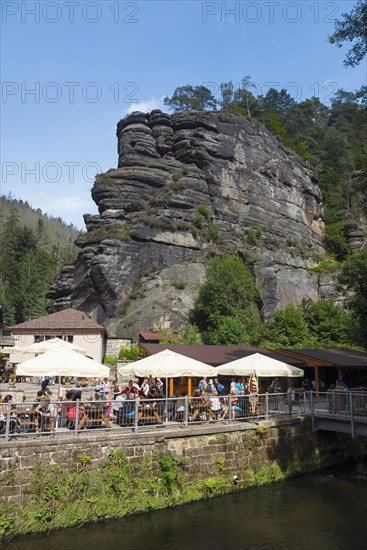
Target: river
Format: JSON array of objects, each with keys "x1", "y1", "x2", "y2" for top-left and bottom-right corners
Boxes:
[{"x1": 4, "y1": 464, "x2": 367, "y2": 550}]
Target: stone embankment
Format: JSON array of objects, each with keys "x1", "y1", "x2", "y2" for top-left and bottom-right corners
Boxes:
[
  {"x1": 1, "y1": 417, "x2": 367, "y2": 541},
  {"x1": 2, "y1": 417, "x2": 366, "y2": 505}
]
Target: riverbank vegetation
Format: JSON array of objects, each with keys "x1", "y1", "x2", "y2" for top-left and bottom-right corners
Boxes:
[{"x1": 1, "y1": 429, "x2": 365, "y2": 544}]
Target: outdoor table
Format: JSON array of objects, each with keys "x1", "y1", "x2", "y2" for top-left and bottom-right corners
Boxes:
[
  {"x1": 14, "y1": 409, "x2": 37, "y2": 432},
  {"x1": 190, "y1": 399, "x2": 215, "y2": 421},
  {"x1": 138, "y1": 403, "x2": 162, "y2": 424},
  {"x1": 79, "y1": 404, "x2": 111, "y2": 429}
]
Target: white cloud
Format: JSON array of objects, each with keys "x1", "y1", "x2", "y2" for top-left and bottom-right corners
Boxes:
[
  {"x1": 126, "y1": 97, "x2": 165, "y2": 114},
  {"x1": 38, "y1": 193, "x2": 91, "y2": 214},
  {"x1": 33, "y1": 193, "x2": 97, "y2": 228}
]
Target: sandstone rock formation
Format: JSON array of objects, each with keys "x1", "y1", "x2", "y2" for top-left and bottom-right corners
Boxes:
[{"x1": 48, "y1": 110, "x2": 332, "y2": 338}]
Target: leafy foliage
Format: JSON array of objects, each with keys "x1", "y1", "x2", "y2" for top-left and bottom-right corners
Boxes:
[
  {"x1": 194, "y1": 255, "x2": 261, "y2": 344},
  {"x1": 301, "y1": 299, "x2": 354, "y2": 347},
  {"x1": 338, "y1": 248, "x2": 367, "y2": 345},
  {"x1": 164, "y1": 85, "x2": 218, "y2": 112},
  {"x1": 180, "y1": 324, "x2": 203, "y2": 345},
  {"x1": 0, "y1": 202, "x2": 79, "y2": 324},
  {"x1": 118, "y1": 345, "x2": 140, "y2": 361},
  {"x1": 260, "y1": 304, "x2": 311, "y2": 348},
  {"x1": 329, "y1": 0, "x2": 367, "y2": 67}
]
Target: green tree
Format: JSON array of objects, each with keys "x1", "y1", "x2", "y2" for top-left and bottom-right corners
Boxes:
[
  {"x1": 259, "y1": 88, "x2": 296, "y2": 117},
  {"x1": 338, "y1": 248, "x2": 367, "y2": 345},
  {"x1": 207, "y1": 316, "x2": 252, "y2": 345},
  {"x1": 261, "y1": 304, "x2": 310, "y2": 348},
  {"x1": 180, "y1": 324, "x2": 203, "y2": 345},
  {"x1": 194, "y1": 255, "x2": 261, "y2": 342},
  {"x1": 19, "y1": 250, "x2": 56, "y2": 321},
  {"x1": 329, "y1": 0, "x2": 367, "y2": 67},
  {"x1": 163, "y1": 85, "x2": 218, "y2": 112},
  {"x1": 301, "y1": 299, "x2": 353, "y2": 346}
]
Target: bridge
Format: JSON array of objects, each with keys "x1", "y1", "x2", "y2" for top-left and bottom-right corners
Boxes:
[{"x1": 309, "y1": 391, "x2": 367, "y2": 438}]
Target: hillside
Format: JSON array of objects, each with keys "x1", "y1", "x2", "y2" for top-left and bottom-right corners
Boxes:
[
  {"x1": 0, "y1": 194, "x2": 81, "y2": 248},
  {"x1": 0, "y1": 195, "x2": 82, "y2": 325}
]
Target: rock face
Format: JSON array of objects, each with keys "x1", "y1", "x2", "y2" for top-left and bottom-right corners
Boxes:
[{"x1": 48, "y1": 110, "x2": 329, "y2": 338}]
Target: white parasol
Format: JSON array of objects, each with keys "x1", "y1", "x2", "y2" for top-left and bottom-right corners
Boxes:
[
  {"x1": 217, "y1": 353, "x2": 304, "y2": 378},
  {"x1": 117, "y1": 348, "x2": 217, "y2": 378}
]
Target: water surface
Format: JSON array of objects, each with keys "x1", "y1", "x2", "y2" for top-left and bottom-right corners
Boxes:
[{"x1": 5, "y1": 466, "x2": 367, "y2": 550}]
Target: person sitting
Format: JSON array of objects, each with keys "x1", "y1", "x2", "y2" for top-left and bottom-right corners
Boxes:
[
  {"x1": 174, "y1": 392, "x2": 187, "y2": 421},
  {"x1": 336, "y1": 378, "x2": 348, "y2": 391},
  {"x1": 67, "y1": 400, "x2": 86, "y2": 428},
  {"x1": 210, "y1": 388, "x2": 221, "y2": 419},
  {"x1": 0, "y1": 395, "x2": 20, "y2": 435},
  {"x1": 140, "y1": 379, "x2": 150, "y2": 398},
  {"x1": 112, "y1": 391, "x2": 126, "y2": 424},
  {"x1": 121, "y1": 392, "x2": 137, "y2": 425},
  {"x1": 34, "y1": 393, "x2": 55, "y2": 432}
]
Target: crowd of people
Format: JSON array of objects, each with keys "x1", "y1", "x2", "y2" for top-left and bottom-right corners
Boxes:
[{"x1": 1, "y1": 372, "x2": 356, "y2": 437}]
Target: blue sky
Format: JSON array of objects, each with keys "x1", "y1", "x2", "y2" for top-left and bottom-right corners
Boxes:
[{"x1": 1, "y1": 0, "x2": 366, "y2": 228}]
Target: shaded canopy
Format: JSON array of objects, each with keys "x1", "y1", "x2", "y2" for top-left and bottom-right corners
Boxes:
[
  {"x1": 118, "y1": 349, "x2": 217, "y2": 378},
  {"x1": 217, "y1": 353, "x2": 304, "y2": 378},
  {"x1": 16, "y1": 350, "x2": 109, "y2": 378}
]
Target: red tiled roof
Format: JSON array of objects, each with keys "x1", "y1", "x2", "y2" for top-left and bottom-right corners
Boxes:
[
  {"x1": 139, "y1": 332, "x2": 181, "y2": 342},
  {"x1": 9, "y1": 308, "x2": 106, "y2": 335},
  {"x1": 139, "y1": 344, "x2": 304, "y2": 367}
]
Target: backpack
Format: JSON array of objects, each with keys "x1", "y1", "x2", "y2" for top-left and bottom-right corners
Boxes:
[{"x1": 217, "y1": 383, "x2": 224, "y2": 394}]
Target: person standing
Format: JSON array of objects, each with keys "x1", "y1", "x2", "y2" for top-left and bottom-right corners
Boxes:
[
  {"x1": 112, "y1": 380, "x2": 121, "y2": 399},
  {"x1": 41, "y1": 375, "x2": 52, "y2": 392}
]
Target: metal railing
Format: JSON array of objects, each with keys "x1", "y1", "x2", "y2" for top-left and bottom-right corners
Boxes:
[
  {"x1": 0, "y1": 391, "x2": 304, "y2": 441},
  {"x1": 310, "y1": 390, "x2": 367, "y2": 438}
]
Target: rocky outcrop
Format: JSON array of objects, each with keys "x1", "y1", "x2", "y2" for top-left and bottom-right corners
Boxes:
[{"x1": 48, "y1": 110, "x2": 329, "y2": 337}]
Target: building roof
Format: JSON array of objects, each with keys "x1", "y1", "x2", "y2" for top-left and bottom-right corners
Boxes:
[
  {"x1": 282, "y1": 348, "x2": 367, "y2": 369},
  {"x1": 139, "y1": 344, "x2": 367, "y2": 370},
  {"x1": 139, "y1": 344, "x2": 305, "y2": 367},
  {"x1": 139, "y1": 332, "x2": 181, "y2": 342},
  {"x1": 9, "y1": 308, "x2": 106, "y2": 335}
]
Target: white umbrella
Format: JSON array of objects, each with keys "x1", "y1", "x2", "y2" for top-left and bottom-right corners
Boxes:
[
  {"x1": 16, "y1": 350, "x2": 109, "y2": 378},
  {"x1": 217, "y1": 352, "x2": 304, "y2": 377},
  {"x1": 1, "y1": 346, "x2": 23, "y2": 354},
  {"x1": 8, "y1": 337, "x2": 87, "y2": 355},
  {"x1": 118, "y1": 349, "x2": 217, "y2": 378}
]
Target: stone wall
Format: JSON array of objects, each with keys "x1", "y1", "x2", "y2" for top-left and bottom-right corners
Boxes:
[
  {"x1": 2, "y1": 418, "x2": 366, "y2": 505},
  {"x1": 105, "y1": 338, "x2": 132, "y2": 356}
]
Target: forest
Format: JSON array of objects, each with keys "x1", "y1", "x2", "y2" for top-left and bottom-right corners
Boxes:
[{"x1": 0, "y1": 195, "x2": 80, "y2": 325}]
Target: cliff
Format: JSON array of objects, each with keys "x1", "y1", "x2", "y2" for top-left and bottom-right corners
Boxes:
[{"x1": 47, "y1": 110, "x2": 329, "y2": 338}]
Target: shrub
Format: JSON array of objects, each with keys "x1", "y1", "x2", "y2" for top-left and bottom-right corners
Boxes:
[
  {"x1": 193, "y1": 212, "x2": 204, "y2": 229},
  {"x1": 171, "y1": 280, "x2": 186, "y2": 290},
  {"x1": 198, "y1": 203, "x2": 211, "y2": 218},
  {"x1": 246, "y1": 226, "x2": 265, "y2": 245},
  {"x1": 308, "y1": 255, "x2": 341, "y2": 273},
  {"x1": 208, "y1": 222, "x2": 219, "y2": 242},
  {"x1": 118, "y1": 345, "x2": 140, "y2": 361},
  {"x1": 104, "y1": 356, "x2": 118, "y2": 365}
]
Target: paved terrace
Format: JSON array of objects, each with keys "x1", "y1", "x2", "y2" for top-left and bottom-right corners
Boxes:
[{"x1": 0, "y1": 381, "x2": 307, "y2": 441}]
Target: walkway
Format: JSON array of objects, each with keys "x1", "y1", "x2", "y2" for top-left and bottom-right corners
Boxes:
[{"x1": 310, "y1": 391, "x2": 367, "y2": 438}]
